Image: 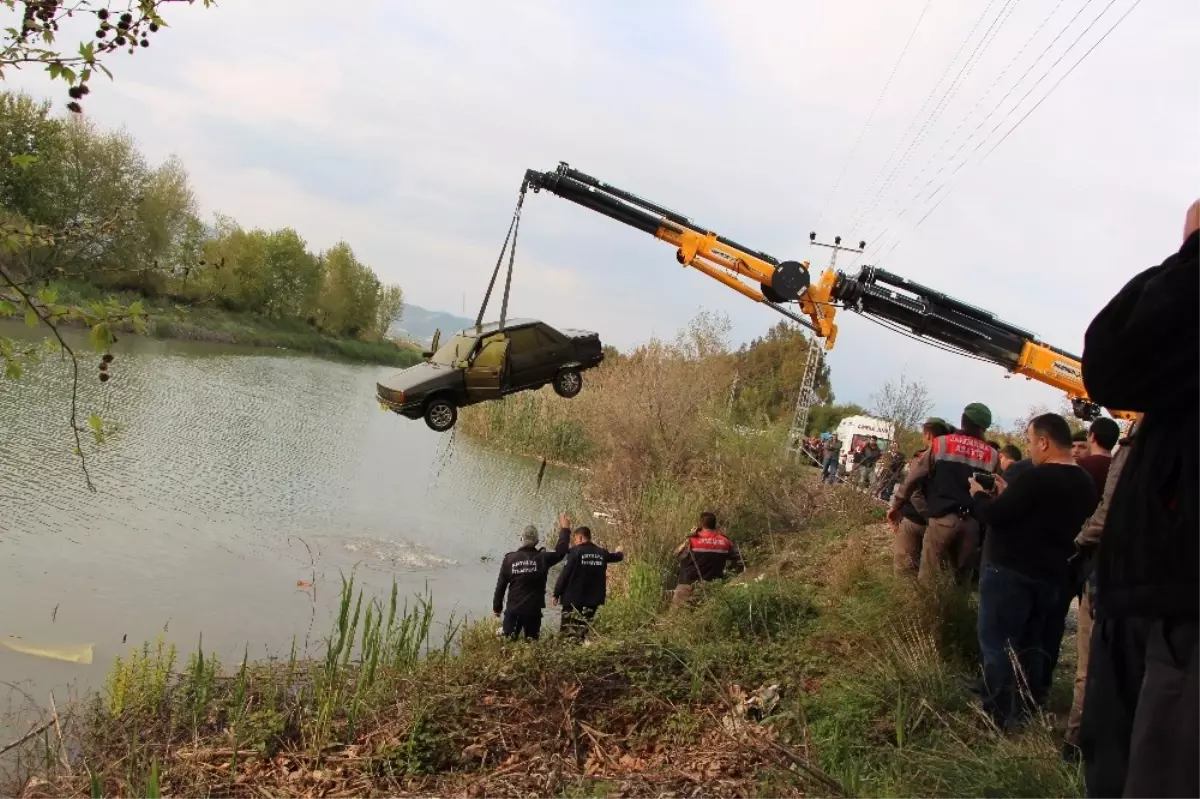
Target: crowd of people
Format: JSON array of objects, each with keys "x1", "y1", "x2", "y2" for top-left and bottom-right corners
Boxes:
[
  {"x1": 490, "y1": 202, "x2": 1197, "y2": 798},
  {"x1": 810, "y1": 433, "x2": 907, "y2": 500},
  {"x1": 883, "y1": 203, "x2": 1198, "y2": 798}
]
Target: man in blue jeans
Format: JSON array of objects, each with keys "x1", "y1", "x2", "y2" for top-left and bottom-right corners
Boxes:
[
  {"x1": 820, "y1": 435, "x2": 841, "y2": 484},
  {"x1": 969, "y1": 414, "x2": 1098, "y2": 728}
]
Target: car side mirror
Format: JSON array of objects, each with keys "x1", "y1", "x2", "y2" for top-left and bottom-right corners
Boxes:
[
  {"x1": 421, "y1": 350, "x2": 434, "y2": 360},
  {"x1": 430, "y1": 329, "x2": 441, "y2": 352}
]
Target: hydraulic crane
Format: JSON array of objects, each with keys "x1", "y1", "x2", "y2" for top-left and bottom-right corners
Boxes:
[{"x1": 522, "y1": 162, "x2": 1125, "y2": 422}]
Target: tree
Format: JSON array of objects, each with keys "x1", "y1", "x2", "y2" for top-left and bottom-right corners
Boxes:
[
  {"x1": 1, "y1": 0, "x2": 213, "y2": 488},
  {"x1": 807, "y1": 402, "x2": 867, "y2": 435},
  {"x1": 729, "y1": 321, "x2": 832, "y2": 426},
  {"x1": 316, "y1": 242, "x2": 380, "y2": 337},
  {"x1": 373, "y1": 284, "x2": 403, "y2": 340},
  {"x1": 870, "y1": 373, "x2": 934, "y2": 437}
]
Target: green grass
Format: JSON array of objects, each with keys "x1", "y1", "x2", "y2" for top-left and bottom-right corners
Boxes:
[{"x1": 4, "y1": 505, "x2": 1083, "y2": 798}]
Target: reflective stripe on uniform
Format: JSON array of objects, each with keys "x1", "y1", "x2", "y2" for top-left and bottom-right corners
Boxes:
[
  {"x1": 932, "y1": 434, "x2": 996, "y2": 470},
  {"x1": 689, "y1": 533, "x2": 731, "y2": 554}
]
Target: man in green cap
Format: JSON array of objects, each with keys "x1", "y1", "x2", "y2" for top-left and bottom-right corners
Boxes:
[{"x1": 889, "y1": 402, "x2": 999, "y2": 582}]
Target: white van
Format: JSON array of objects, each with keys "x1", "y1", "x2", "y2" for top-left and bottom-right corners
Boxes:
[{"x1": 835, "y1": 415, "x2": 896, "y2": 460}]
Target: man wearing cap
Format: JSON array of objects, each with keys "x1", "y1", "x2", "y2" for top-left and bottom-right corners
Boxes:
[
  {"x1": 492, "y1": 513, "x2": 572, "y2": 640},
  {"x1": 889, "y1": 402, "x2": 998, "y2": 582}
]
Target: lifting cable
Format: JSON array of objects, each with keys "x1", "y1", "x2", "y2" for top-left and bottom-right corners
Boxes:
[
  {"x1": 869, "y1": 0, "x2": 1140, "y2": 265},
  {"x1": 475, "y1": 181, "x2": 528, "y2": 331}
]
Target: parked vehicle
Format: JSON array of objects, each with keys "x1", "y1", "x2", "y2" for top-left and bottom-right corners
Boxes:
[
  {"x1": 834, "y1": 414, "x2": 895, "y2": 458},
  {"x1": 376, "y1": 319, "x2": 604, "y2": 431}
]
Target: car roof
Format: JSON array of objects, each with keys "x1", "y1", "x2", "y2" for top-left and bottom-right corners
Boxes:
[{"x1": 456, "y1": 319, "x2": 543, "y2": 336}]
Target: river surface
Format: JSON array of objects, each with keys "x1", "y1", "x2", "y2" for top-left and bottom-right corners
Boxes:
[{"x1": 0, "y1": 329, "x2": 576, "y2": 717}]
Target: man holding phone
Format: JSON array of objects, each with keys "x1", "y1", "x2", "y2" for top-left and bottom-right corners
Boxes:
[{"x1": 968, "y1": 414, "x2": 1099, "y2": 727}]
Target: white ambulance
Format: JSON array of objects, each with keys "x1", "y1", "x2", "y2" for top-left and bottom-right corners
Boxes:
[{"x1": 835, "y1": 415, "x2": 896, "y2": 461}]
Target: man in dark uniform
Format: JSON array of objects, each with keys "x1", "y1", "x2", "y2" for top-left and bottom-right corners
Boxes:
[
  {"x1": 552, "y1": 526, "x2": 624, "y2": 641},
  {"x1": 889, "y1": 403, "x2": 998, "y2": 583},
  {"x1": 492, "y1": 513, "x2": 572, "y2": 640}
]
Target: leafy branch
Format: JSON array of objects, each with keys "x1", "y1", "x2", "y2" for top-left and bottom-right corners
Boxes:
[
  {"x1": 1, "y1": 214, "x2": 147, "y2": 490},
  {"x1": 2, "y1": 0, "x2": 214, "y2": 111}
]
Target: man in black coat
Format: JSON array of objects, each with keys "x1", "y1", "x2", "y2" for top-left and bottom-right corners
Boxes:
[
  {"x1": 552, "y1": 526, "x2": 624, "y2": 641},
  {"x1": 1078, "y1": 201, "x2": 1198, "y2": 799},
  {"x1": 492, "y1": 513, "x2": 572, "y2": 640}
]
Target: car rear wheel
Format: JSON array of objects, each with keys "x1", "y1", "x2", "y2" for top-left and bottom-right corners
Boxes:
[
  {"x1": 553, "y1": 368, "x2": 583, "y2": 398},
  {"x1": 424, "y1": 397, "x2": 458, "y2": 431}
]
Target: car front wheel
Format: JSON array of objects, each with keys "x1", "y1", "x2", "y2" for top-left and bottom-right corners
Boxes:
[
  {"x1": 553, "y1": 368, "x2": 583, "y2": 398},
  {"x1": 424, "y1": 397, "x2": 458, "y2": 431}
]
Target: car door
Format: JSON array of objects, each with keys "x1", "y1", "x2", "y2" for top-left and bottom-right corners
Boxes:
[
  {"x1": 504, "y1": 326, "x2": 548, "y2": 389},
  {"x1": 528, "y1": 324, "x2": 569, "y2": 383},
  {"x1": 465, "y1": 335, "x2": 508, "y2": 401}
]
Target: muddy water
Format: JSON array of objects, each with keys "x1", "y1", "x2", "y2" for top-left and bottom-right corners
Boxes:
[{"x1": 0, "y1": 331, "x2": 576, "y2": 714}]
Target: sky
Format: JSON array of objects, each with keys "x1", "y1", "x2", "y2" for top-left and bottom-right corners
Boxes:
[{"x1": 7, "y1": 0, "x2": 1198, "y2": 426}]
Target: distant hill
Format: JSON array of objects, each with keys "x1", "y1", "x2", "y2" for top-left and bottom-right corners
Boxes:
[{"x1": 389, "y1": 304, "x2": 474, "y2": 346}]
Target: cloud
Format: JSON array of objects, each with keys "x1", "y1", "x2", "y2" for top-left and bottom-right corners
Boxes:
[{"x1": 7, "y1": 0, "x2": 1197, "y2": 421}]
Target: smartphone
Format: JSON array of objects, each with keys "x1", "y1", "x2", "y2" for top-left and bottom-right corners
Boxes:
[{"x1": 972, "y1": 471, "x2": 996, "y2": 491}]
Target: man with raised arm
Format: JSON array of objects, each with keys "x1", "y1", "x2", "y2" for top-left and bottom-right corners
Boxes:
[{"x1": 493, "y1": 513, "x2": 572, "y2": 641}]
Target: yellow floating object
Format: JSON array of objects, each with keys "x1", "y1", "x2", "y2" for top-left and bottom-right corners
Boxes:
[{"x1": 2, "y1": 637, "x2": 94, "y2": 665}]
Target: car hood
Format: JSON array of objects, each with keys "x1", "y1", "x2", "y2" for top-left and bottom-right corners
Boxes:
[{"x1": 377, "y1": 362, "x2": 460, "y2": 396}]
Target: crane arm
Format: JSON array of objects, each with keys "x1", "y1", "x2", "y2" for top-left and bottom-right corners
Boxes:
[
  {"x1": 523, "y1": 162, "x2": 1121, "y2": 421},
  {"x1": 523, "y1": 164, "x2": 828, "y2": 334}
]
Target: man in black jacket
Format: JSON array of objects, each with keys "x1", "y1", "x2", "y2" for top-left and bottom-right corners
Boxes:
[
  {"x1": 492, "y1": 513, "x2": 572, "y2": 641},
  {"x1": 1078, "y1": 202, "x2": 1199, "y2": 798},
  {"x1": 969, "y1": 413, "x2": 1099, "y2": 728},
  {"x1": 552, "y1": 526, "x2": 624, "y2": 641}
]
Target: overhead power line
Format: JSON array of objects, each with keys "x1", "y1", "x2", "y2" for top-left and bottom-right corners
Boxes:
[
  {"x1": 812, "y1": 0, "x2": 936, "y2": 231},
  {"x1": 857, "y1": 0, "x2": 1025, "y2": 245},
  {"x1": 861, "y1": 0, "x2": 1099, "y2": 257},
  {"x1": 842, "y1": 0, "x2": 1003, "y2": 236},
  {"x1": 871, "y1": 0, "x2": 1144, "y2": 265}
]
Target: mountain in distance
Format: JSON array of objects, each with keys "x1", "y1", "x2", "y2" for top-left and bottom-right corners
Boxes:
[{"x1": 389, "y1": 304, "x2": 474, "y2": 346}]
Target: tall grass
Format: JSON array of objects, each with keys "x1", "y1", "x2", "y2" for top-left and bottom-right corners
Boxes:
[{"x1": 460, "y1": 316, "x2": 823, "y2": 574}]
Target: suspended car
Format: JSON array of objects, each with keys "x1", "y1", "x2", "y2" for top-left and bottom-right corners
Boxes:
[{"x1": 376, "y1": 319, "x2": 604, "y2": 431}]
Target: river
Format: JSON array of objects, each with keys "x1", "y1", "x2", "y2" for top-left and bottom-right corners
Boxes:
[{"x1": 0, "y1": 330, "x2": 577, "y2": 716}]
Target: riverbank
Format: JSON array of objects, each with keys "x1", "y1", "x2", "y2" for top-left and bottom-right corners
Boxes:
[
  {"x1": 146, "y1": 304, "x2": 422, "y2": 367},
  {"x1": 48, "y1": 283, "x2": 423, "y2": 367},
  {"x1": 3, "y1": 493, "x2": 1081, "y2": 798}
]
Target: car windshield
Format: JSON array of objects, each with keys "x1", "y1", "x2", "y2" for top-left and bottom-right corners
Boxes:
[{"x1": 429, "y1": 333, "x2": 477, "y2": 366}]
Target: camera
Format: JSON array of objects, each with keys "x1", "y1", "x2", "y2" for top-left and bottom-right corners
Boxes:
[{"x1": 972, "y1": 471, "x2": 996, "y2": 491}]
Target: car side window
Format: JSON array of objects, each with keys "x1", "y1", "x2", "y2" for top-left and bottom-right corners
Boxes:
[
  {"x1": 473, "y1": 338, "x2": 507, "y2": 369},
  {"x1": 533, "y1": 326, "x2": 559, "y2": 347},
  {"x1": 506, "y1": 327, "x2": 543, "y2": 356}
]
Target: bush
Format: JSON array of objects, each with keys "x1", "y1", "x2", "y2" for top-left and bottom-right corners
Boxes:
[{"x1": 682, "y1": 578, "x2": 817, "y2": 641}]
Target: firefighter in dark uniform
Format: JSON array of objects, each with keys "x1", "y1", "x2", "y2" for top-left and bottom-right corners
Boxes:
[
  {"x1": 552, "y1": 526, "x2": 624, "y2": 641},
  {"x1": 672, "y1": 511, "x2": 746, "y2": 606},
  {"x1": 889, "y1": 403, "x2": 998, "y2": 583},
  {"x1": 492, "y1": 513, "x2": 572, "y2": 640}
]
